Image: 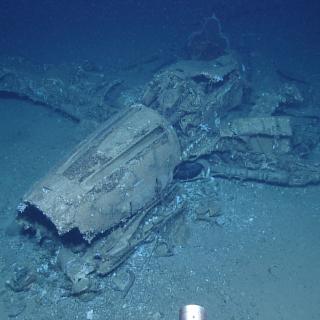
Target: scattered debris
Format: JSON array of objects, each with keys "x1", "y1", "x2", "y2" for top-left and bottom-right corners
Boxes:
[
  {"x1": 57, "y1": 247, "x2": 96, "y2": 296},
  {"x1": 250, "y1": 83, "x2": 304, "y2": 116},
  {"x1": 142, "y1": 54, "x2": 244, "y2": 160},
  {"x1": 143, "y1": 50, "x2": 320, "y2": 187},
  {"x1": 111, "y1": 269, "x2": 135, "y2": 298},
  {"x1": 86, "y1": 309, "x2": 94, "y2": 320},
  {"x1": 0, "y1": 56, "x2": 125, "y2": 123},
  {"x1": 5, "y1": 266, "x2": 36, "y2": 292},
  {"x1": 154, "y1": 240, "x2": 174, "y2": 257}
]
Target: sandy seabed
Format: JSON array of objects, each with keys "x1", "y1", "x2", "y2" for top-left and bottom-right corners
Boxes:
[{"x1": 0, "y1": 97, "x2": 319, "y2": 320}]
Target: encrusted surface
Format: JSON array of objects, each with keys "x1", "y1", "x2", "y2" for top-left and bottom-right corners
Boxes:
[{"x1": 20, "y1": 105, "x2": 181, "y2": 242}]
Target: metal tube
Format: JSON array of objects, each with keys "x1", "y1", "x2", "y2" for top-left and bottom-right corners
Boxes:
[{"x1": 179, "y1": 305, "x2": 207, "y2": 320}]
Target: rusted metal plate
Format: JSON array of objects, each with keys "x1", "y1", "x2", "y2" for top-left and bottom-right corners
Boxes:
[{"x1": 19, "y1": 104, "x2": 181, "y2": 242}]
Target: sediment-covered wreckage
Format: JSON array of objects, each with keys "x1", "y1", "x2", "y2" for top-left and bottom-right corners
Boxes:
[
  {"x1": 19, "y1": 105, "x2": 181, "y2": 243},
  {"x1": 5, "y1": 13, "x2": 320, "y2": 295}
]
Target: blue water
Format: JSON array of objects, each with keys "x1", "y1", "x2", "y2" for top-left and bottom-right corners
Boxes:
[
  {"x1": 1, "y1": 1, "x2": 318, "y2": 66},
  {"x1": 0, "y1": 1, "x2": 319, "y2": 319}
]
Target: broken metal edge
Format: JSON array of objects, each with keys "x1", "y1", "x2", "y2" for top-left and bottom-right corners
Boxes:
[
  {"x1": 17, "y1": 201, "x2": 90, "y2": 243},
  {"x1": 18, "y1": 202, "x2": 60, "y2": 234},
  {"x1": 16, "y1": 190, "x2": 164, "y2": 245}
]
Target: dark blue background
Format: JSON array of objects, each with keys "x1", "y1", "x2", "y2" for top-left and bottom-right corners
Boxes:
[{"x1": 0, "y1": 0, "x2": 319, "y2": 67}]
